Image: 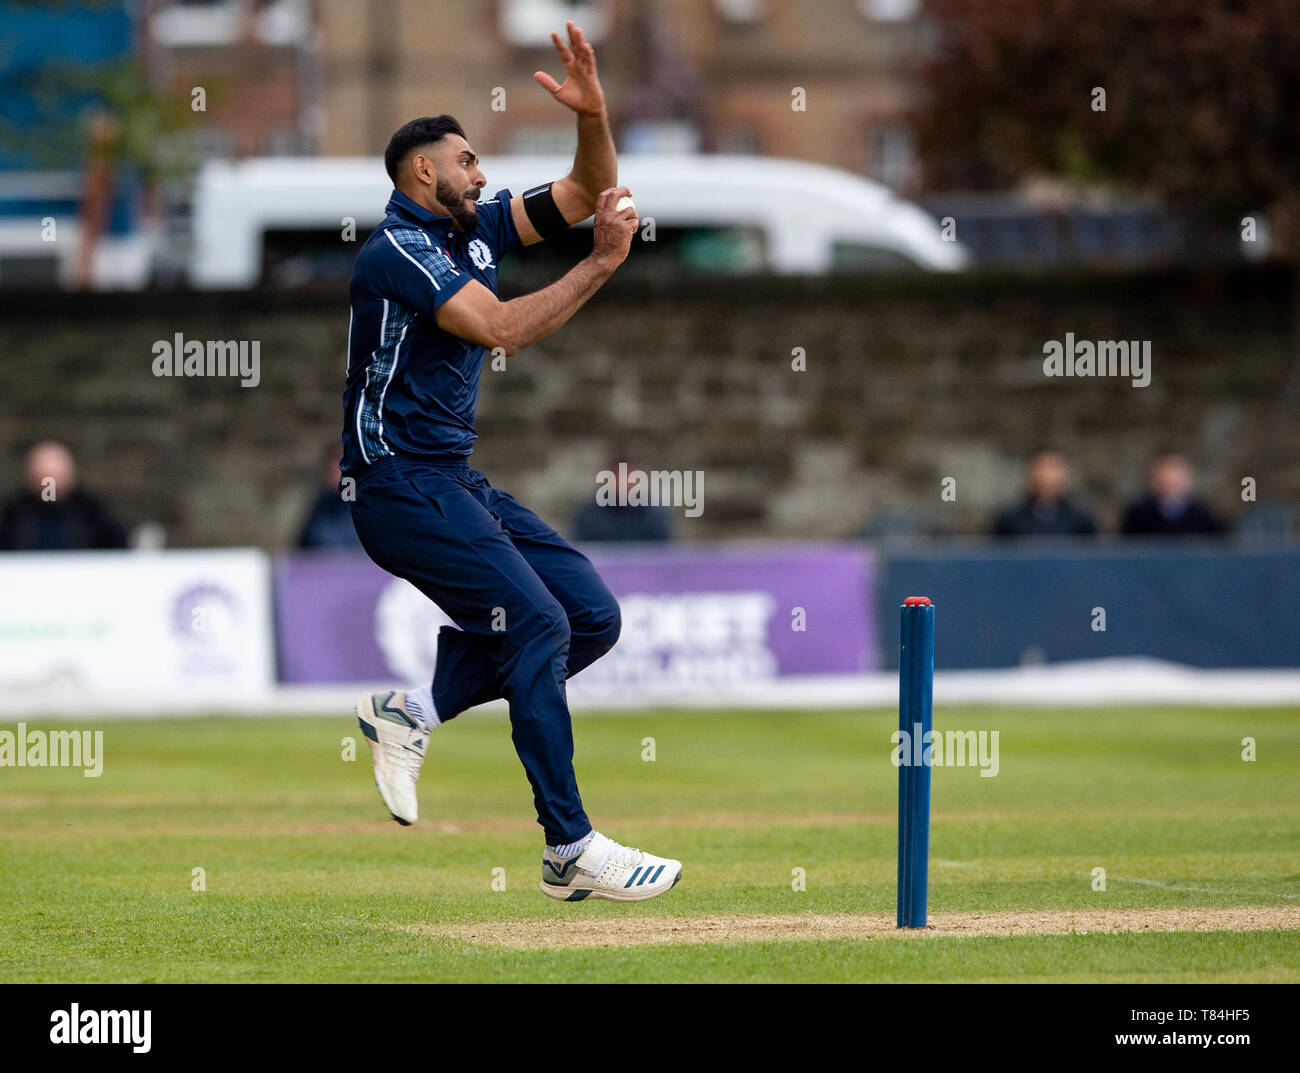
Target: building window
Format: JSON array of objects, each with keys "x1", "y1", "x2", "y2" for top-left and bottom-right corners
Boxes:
[
  {"x1": 504, "y1": 125, "x2": 578, "y2": 155},
  {"x1": 152, "y1": 0, "x2": 311, "y2": 48},
  {"x1": 620, "y1": 120, "x2": 701, "y2": 155},
  {"x1": 857, "y1": 0, "x2": 919, "y2": 23},
  {"x1": 715, "y1": 127, "x2": 762, "y2": 155},
  {"x1": 714, "y1": 0, "x2": 766, "y2": 24},
  {"x1": 499, "y1": 0, "x2": 607, "y2": 46},
  {"x1": 868, "y1": 124, "x2": 916, "y2": 191}
]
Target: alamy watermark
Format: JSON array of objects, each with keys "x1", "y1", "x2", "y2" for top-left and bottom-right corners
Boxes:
[
  {"x1": 595, "y1": 463, "x2": 704, "y2": 517},
  {"x1": 1043, "y1": 334, "x2": 1150, "y2": 387},
  {"x1": 50, "y1": 1004, "x2": 150, "y2": 1053},
  {"x1": 0, "y1": 723, "x2": 103, "y2": 777},
  {"x1": 152, "y1": 333, "x2": 260, "y2": 387},
  {"x1": 892, "y1": 724, "x2": 999, "y2": 777}
]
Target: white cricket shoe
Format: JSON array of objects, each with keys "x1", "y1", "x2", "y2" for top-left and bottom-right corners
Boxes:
[
  {"x1": 539, "y1": 832, "x2": 683, "y2": 902},
  {"x1": 356, "y1": 690, "x2": 427, "y2": 826}
]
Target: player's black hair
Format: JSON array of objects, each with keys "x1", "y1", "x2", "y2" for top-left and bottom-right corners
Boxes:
[{"x1": 384, "y1": 115, "x2": 466, "y2": 183}]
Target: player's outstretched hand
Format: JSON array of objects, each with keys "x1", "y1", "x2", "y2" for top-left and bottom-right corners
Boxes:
[
  {"x1": 533, "y1": 20, "x2": 605, "y2": 117},
  {"x1": 591, "y1": 186, "x2": 638, "y2": 267}
]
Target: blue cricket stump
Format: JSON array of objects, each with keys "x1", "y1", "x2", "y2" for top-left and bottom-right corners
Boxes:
[{"x1": 897, "y1": 596, "x2": 934, "y2": 928}]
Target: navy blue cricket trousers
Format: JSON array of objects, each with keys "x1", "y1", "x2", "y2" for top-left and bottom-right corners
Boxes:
[{"x1": 349, "y1": 455, "x2": 620, "y2": 845}]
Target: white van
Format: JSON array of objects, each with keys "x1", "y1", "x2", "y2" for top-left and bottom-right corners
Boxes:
[{"x1": 190, "y1": 154, "x2": 968, "y2": 288}]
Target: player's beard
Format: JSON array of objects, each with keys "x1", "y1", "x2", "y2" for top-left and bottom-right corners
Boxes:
[{"x1": 437, "y1": 178, "x2": 479, "y2": 233}]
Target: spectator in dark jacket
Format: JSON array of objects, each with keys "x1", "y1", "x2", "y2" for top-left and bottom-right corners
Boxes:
[
  {"x1": 1121, "y1": 452, "x2": 1225, "y2": 537},
  {"x1": 297, "y1": 445, "x2": 363, "y2": 549},
  {"x1": 989, "y1": 449, "x2": 1097, "y2": 538},
  {"x1": 572, "y1": 454, "x2": 674, "y2": 543},
  {"x1": 0, "y1": 441, "x2": 129, "y2": 551}
]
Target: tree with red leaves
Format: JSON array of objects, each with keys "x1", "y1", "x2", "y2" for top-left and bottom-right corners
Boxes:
[{"x1": 917, "y1": 0, "x2": 1300, "y2": 251}]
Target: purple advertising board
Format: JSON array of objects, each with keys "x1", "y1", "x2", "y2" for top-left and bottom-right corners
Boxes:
[{"x1": 274, "y1": 544, "x2": 875, "y2": 686}]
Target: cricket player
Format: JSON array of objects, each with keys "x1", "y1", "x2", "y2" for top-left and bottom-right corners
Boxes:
[{"x1": 342, "y1": 23, "x2": 681, "y2": 902}]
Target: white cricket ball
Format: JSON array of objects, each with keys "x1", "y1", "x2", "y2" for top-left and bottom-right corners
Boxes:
[{"x1": 615, "y1": 195, "x2": 637, "y2": 214}]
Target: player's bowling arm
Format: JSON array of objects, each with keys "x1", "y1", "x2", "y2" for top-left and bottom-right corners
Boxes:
[
  {"x1": 435, "y1": 255, "x2": 616, "y2": 358},
  {"x1": 442, "y1": 188, "x2": 634, "y2": 354}
]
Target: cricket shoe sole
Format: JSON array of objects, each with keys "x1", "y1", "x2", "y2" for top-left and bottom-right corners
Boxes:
[{"x1": 355, "y1": 690, "x2": 427, "y2": 826}]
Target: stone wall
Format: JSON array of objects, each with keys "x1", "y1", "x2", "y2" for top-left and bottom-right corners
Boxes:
[{"x1": 1, "y1": 265, "x2": 1295, "y2": 547}]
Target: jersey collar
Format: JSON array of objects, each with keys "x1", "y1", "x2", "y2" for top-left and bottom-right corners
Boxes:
[{"x1": 386, "y1": 188, "x2": 454, "y2": 230}]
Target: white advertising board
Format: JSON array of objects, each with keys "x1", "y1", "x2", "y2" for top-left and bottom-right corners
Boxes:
[{"x1": 0, "y1": 550, "x2": 274, "y2": 709}]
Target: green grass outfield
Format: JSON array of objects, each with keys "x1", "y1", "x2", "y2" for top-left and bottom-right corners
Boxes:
[{"x1": 1, "y1": 706, "x2": 1296, "y2": 983}]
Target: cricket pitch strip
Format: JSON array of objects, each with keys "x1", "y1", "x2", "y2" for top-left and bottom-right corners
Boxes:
[{"x1": 397, "y1": 906, "x2": 1299, "y2": 949}]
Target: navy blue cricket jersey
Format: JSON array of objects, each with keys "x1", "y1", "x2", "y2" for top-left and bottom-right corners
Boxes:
[{"x1": 341, "y1": 187, "x2": 522, "y2": 474}]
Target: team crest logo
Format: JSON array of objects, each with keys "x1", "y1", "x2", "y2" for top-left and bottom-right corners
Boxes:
[{"x1": 467, "y1": 238, "x2": 495, "y2": 270}]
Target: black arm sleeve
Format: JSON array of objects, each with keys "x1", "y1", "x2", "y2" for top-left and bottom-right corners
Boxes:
[{"x1": 521, "y1": 182, "x2": 569, "y2": 239}]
